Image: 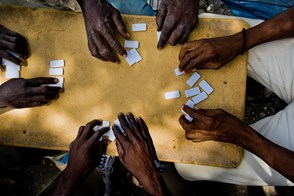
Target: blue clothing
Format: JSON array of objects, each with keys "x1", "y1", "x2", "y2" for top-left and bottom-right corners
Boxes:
[
  {"x1": 107, "y1": 0, "x2": 293, "y2": 20},
  {"x1": 223, "y1": 0, "x2": 294, "y2": 19},
  {"x1": 106, "y1": 0, "x2": 157, "y2": 16}
]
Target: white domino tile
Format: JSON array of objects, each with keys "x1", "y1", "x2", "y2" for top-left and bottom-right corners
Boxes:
[
  {"x1": 186, "y1": 100, "x2": 195, "y2": 108},
  {"x1": 3, "y1": 56, "x2": 21, "y2": 79},
  {"x1": 165, "y1": 90, "x2": 180, "y2": 100},
  {"x1": 93, "y1": 125, "x2": 100, "y2": 132},
  {"x1": 125, "y1": 48, "x2": 142, "y2": 66},
  {"x1": 5, "y1": 70, "x2": 19, "y2": 78},
  {"x1": 48, "y1": 77, "x2": 64, "y2": 88},
  {"x1": 199, "y1": 80, "x2": 214, "y2": 94},
  {"x1": 186, "y1": 72, "x2": 201, "y2": 87},
  {"x1": 130, "y1": 48, "x2": 142, "y2": 63},
  {"x1": 125, "y1": 51, "x2": 136, "y2": 66},
  {"x1": 185, "y1": 87, "x2": 200, "y2": 98},
  {"x1": 105, "y1": 128, "x2": 116, "y2": 141},
  {"x1": 157, "y1": 31, "x2": 162, "y2": 41},
  {"x1": 50, "y1": 60, "x2": 65, "y2": 68},
  {"x1": 124, "y1": 40, "x2": 139, "y2": 48},
  {"x1": 192, "y1": 92, "x2": 208, "y2": 104},
  {"x1": 49, "y1": 68, "x2": 63, "y2": 75},
  {"x1": 175, "y1": 68, "x2": 185, "y2": 76},
  {"x1": 132, "y1": 23, "x2": 147, "y2": 31},
  {"x1": 102, "y1": 121, "x2": 110, "y2": 127}
]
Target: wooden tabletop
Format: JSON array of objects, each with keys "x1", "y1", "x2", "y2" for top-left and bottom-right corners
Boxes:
[{"x1": 0, "y1": 6, "x2": 248, "y2": 168}]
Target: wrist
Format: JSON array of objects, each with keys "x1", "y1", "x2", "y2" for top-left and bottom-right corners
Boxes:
[{"x1": 233, "y1": 30, "x2": 245, "y2": 55}]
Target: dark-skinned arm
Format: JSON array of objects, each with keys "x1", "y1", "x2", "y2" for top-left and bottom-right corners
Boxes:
[
  {"x1": 0, "y1": 77, "x2": 62, "y2": 109},
  {"x1": 179, "y1": 7, "x2": 294, "y2": 72},
  {"x1": 156, "y1": 0, "x2": 199, "y2": 49},
  {"x1": 76, "y1": 0, "x2": 129, "y2": 63},
  {"x1": 113, "y1": 113, "x2": 171, "y2": 196},
  {"x1": 179, "y1": 106, "x2": 294, "y2": 182},
  {"x1": 53, "y1": 120, "x2": 109, "y2": 196}
]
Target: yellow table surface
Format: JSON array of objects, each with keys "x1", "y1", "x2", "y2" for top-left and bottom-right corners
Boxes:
[{"x1": 0, "y1": 6, "x2": 248, "y2": 168}]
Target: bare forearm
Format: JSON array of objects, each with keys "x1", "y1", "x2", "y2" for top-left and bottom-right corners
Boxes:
[
  {"x1": 240, "y1": 126, "x2": 294, "y2": 182},
  {"x1": 245, "y1": 7, "x2": 294, "y2": 50},
  {"x1": 140, "y1": 170, "x2": 171, "y2": 196},
  {"x1": 53, "y1": 168, "x2": 83, "y2": 196}
]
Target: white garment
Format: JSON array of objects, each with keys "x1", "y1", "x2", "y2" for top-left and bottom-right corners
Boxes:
[{"x1": 175, "y1": 13, "x2": 294, "y2": 186}]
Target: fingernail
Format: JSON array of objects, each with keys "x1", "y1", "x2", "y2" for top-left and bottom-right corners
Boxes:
[
  {"x1": 127, "y1": 33, "x2": 130, "y2": 38},
  {"x1": 123, "y1": 53, "x2": 127, "y2": 58},
  {"x1": 54, "y1": 78, "x2": 59, "y2": 83},
  {"x1": 118, "y1": 113, "x2": 123, "y2": 116},
  {"x1": 59, "y1": 88, "x2": 64, "y2": 93},
  {"x1": 126, "y1": 112, "x2": 132, "y2": 116}
]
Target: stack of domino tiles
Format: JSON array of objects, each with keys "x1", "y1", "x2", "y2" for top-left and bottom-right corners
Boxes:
[
  {"x1": 49, "y1": 60, "x2": 64, "y2": 88},
  {"x1": 2, "y1": 51, "x2": 21, "y2": 79},
  {"x1": 124, "y1": 23, "x2": 146, "y2": 66},
  {"x1": 165, "y1": 68, "x2": 214, "y2": 122}
]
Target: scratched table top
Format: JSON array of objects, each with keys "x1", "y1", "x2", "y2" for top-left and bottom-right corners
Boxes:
[{"x1": 0, "y1": 6, "x2": 248, "y2": 168}]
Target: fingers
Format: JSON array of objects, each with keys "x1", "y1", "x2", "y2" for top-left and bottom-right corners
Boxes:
[
  {"x1": 113, "y1": 125, "x2": 127, "y2": 144},
  {"x1": 156, "y1": 7, "x2": 167, "y2": 31},
  {"x1": 26, "y1": 94, "x2": 59, "y2": 103},
  {"x1": 178, "y1": 29, "x2": 191, "y2": 45},
  {"x1": 102, "y1": 29, "x2": 127, "y2": 58},
  {"x1": 81, "y1": 119, "x2": 101, "y2": 139},
  {"x1": 118, "y1": 113, "x2": 135, "y2": 141},
  {"x1": 126, "y1": 113, "x2": 142, "y2": 140},
  {"x1": 22, "y1": 101, "x2": 49, "y2": 108},
  {"x1": 0, "y1": 36, "x2": 28, "y2": 58},
  {"x1": 167, "y1": 25, "x2": 185, "y2": 46},
  {"x1": 26, "y1": 77, "x2": 59, "y2": 86},
  {"x1": 157, "y1": 19, "x2": 176, "y2": 49},
  {"x1": 179, "y1": 49, "x2": 203, "y2": 72},
  {"x1": 87, "y1": 35, "x2": 107, "y2": 61},
  {"x1": 28, "y1": 86, "x2": 62, "y2": 96},
  {"x1": 91, "y1": 31, "x2": 119, "y2": 63},
  {"x1": 89, "y1": 126, "x2": 109, "y2": 145},
  {"x1": 112, "y1": 10, "x2": 130, "y2": 39},
  {"x1": 0, "y1": 49, "x2": 22, "y2": 65},
  {"x1": 179, "y1": 115, "x2": 195, "y2": 131},
  {"x1": 76, "y1": 126, "x2": 85, "y2": 140}
]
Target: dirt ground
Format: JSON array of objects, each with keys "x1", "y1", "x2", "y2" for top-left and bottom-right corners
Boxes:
[{"x1": 0, "y1": 0, "x2": 293, "y2": 195}]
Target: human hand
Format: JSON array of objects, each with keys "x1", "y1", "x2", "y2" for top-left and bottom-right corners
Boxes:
[
  {"x1": 156, "y1": 0, "x2": 199, "y2": 49},
  {"x1": 77, "y1": 0, "x2": 129, "y2": 63},
  {"x1": 67, "y1": 120, "x2": 109, "y2": 182},
  {"x1": 53, "y1": 120, "x2": 109, "y2": 196},
  {"x1": 179, "y1": 33, "x2": 243, "y2": 72},
  {"x1": 0, "y1": 77, "x2": 62, "y2": 109},
  {"x1": 179, "y1": 105, "x2": 247, "y2": 145},
  {"x1": 113, "y1": 113, "x2": 169, "y2": 195},
  {"x1": 0, "y1": 24, "x2": 29, "y2": 65}
]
